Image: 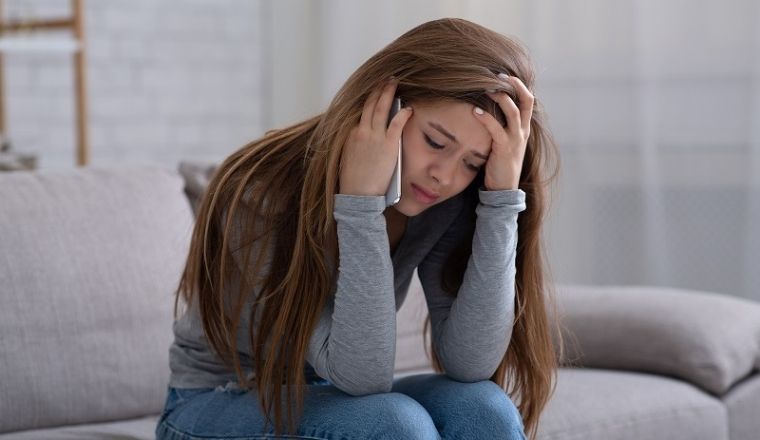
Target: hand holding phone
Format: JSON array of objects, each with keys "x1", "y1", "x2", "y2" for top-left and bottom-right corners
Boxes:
[
  {"x1": 338, "y1": 80, "x2": 410, "y2": 199},
  {"x1": 385, "y1": 97, "x2": 403, "y2": 207}
]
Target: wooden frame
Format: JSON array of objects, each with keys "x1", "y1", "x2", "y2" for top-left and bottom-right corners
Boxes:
[{"x1": 0, "y1": 0, "x2": 89, "y2": 166}]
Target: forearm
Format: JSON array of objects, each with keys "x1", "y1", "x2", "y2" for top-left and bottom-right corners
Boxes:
[
  {"x1": 435, "y1": 189, "x2": 525, "y2": 381},
  {"x1": 306, "y1": 194, "x2": 397, "y2": 395}
]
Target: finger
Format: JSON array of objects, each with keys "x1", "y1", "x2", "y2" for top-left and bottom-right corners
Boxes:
[
  {"x1": 386, "y1": 106, "x2": 414, "y2": 148},
  {"x1": 472, "y1": 105, "x2": 509, "y2": 147},
  {"x1": 360, "y1": 84, "x2": 384, "y2": 128},
  {"x1": 486, "y1": 91, "x2": 521, "y2": 136},
  {"x1": 498, "y1": 74, "x2": 535, "y2": 133},
  {"x1": 372, "y1": 79, "x2": 398, "y2": 130}
]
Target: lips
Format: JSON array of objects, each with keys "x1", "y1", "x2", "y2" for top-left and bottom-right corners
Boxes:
[{"x1": 411, "y1": 184, "x2": 440, "y2": 203}]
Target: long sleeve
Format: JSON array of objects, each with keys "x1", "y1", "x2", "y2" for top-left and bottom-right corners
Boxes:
[
  {"x1": 417, "y1": 188, "x2": 526, "y2": 382},
  {"x1": 304, "y1": 194, "x2": 397, "y2": 395}
]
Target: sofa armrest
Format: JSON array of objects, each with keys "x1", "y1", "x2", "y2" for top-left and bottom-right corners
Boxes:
[{"x1": 555, "y1": 284, "x2": 760, "y2": 395}]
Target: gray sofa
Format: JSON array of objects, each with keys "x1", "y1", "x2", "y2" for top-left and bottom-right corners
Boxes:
[{"x1": 1, "y1": 164, "x2": 758, "y2": 440}]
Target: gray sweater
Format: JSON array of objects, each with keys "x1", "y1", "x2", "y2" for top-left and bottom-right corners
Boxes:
[{"x1": 168, "y1": 187, "x2": 526, "y2": 395}]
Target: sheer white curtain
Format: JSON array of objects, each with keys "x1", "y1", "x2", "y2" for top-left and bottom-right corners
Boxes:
[
  {"x1": 538, "y1": 0, "x2": 760, "y2": 301},
  {"x1": 263, "y1": 0, "x2": 760, "y2": 301}
]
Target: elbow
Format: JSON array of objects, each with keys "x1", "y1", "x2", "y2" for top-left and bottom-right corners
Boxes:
[
  {"x1": 341, "y1": 380, "x2": 393, "y2": 396},
  {"x1": 316, "y1": 348, "x2": 396, "y2": 395},
  {"x1": 437, "y1": 338, "x2": 509, "y2": 383},
  {"x1": 331, "y1": 369, "x2": 394, "y2": 396},
  {"x1": 440, "y1": 356, "x2": 499, "y2": 383},
  {"x1": 444, "y1": 368, "x2": 493, "y2": 383},
  {"x1": 336, "y1": 375, "x2": 394, "y2": 396}
]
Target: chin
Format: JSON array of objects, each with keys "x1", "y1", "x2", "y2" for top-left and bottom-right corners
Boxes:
[{"x1": 394, "y1": 197, "x2": 431, "y2": 217}]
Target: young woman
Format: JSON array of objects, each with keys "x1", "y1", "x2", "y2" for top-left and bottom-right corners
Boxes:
[{"x1": 158, "y1": 17, "x2": 561, "y2": 440}]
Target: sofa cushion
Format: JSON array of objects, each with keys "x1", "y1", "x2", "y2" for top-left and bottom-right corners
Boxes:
[
  {"x1": 0, "y1": 415, "x2": 160, "y2": 440},
  {"x1": 556, "y1": 284, "x2": 760, "y2": 395},
  {"x1": 536, "y1": 368, "x2": 728, "y2": 440},
  {"x1": 0, "y1": 167, "x2": 194, "y2": 433},
  {"x1": 724, "y1": 372, "x2": 760, "y2": 440}
]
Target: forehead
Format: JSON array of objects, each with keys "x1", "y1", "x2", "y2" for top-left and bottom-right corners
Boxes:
[{"x1": 411, "y1": 100, "x2": 492, "y2": 152}]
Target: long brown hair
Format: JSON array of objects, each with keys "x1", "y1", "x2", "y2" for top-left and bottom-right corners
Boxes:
[{"x1": 175, "y1": 17, "x2": 562, "y2": 440}]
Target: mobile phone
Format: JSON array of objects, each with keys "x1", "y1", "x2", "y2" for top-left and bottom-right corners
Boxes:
[{"x1": 385, "y1": 97, "x2": 402, "y2": 207}]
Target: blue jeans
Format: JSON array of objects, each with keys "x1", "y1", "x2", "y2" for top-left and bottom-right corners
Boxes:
[{"x1": 156, "y1": 373, "x2": 527, "y2": 439}]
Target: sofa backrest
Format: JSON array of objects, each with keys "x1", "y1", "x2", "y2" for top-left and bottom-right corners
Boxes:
[{"x1": 0, "y1": 167, "x2": 194, "y2": 433}]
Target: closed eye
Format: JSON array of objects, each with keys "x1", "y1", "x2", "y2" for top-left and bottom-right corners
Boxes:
[
  {"x1": 425, "y1": 134, "x2": 481, "y2": 172},
  {"x1": 424, "y1": 134, "x2": 444, "y2": 149}
]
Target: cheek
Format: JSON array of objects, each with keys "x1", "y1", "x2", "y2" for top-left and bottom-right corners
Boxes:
[{"x1": 401, "y1": 132, "x2": 426, "y2": 172}]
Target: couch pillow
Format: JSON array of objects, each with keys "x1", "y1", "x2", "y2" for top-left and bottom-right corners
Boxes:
[
  {"x1": 556, "y1": 284, "x2": 760, "y2": 395},
  {"x1": 0, "y1": 167, "x2": 195, "y2": 433},
  {"x1": 177, "y1": 160, "x2": 219, "y2": 215}
]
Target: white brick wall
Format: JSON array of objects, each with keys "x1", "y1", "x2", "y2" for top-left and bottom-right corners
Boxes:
[{"x1": 2, "y1": 0, "x2": 263, "y2": 169}]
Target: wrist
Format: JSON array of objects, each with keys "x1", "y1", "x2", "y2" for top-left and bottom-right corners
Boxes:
[
  {"x1": 482, "y1": 184, "x2": 519, "y2": 191},
  {"x1": 483, "y1": 177, "x2": 519, "y2": 191}
]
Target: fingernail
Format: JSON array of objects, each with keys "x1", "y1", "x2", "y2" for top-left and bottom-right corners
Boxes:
[
  {"x1": 474, "y1": 107, "x2": 484, "y2": 115},
  {"x1": 498, "y1": 73, "x2": 510, "y2": 80},
  {"x1": 485, "y1": 88, "x2": 498, "y2": 93}
]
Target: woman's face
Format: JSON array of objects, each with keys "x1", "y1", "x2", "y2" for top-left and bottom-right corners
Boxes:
[{"x1": 392, "y1": 99, "x2": 492, "y2": 217}]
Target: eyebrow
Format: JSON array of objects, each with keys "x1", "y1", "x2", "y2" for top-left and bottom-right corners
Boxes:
[{"x1": 428, "y1": 122, "x2": 489, "y2": 160}]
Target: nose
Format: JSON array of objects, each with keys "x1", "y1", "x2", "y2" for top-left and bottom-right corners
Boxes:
[{"x1": 429, "y1": 156, "x2": 457, "y2": 188}]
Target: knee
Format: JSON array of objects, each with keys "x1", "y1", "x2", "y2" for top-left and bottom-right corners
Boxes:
[
  {"x1": 442, "y1": 380, "x2": 526, "y2": 439},
  {"x1": 367, "y1": 392, "x2": 439, "y2": 439},
  {"x1": 477, "y1": 384, "x2": 525, "y2": 436}
]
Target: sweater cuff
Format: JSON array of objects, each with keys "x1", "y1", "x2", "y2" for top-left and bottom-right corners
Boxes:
[
  {"x1": 477, "y1": 188, "x2": 527, "y2": 211},
  {"x1": 334, "y1": 194, "x2": 386, "y2": 213}
]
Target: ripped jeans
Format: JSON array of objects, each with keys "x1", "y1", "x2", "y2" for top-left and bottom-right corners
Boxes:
[{"x1": 155, "y1": 372, "x2": 527, "y2": 439}]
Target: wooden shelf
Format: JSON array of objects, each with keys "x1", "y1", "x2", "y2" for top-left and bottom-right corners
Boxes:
[{"x1": 0, "y1": 0, "x2": 89, "y2": 167}]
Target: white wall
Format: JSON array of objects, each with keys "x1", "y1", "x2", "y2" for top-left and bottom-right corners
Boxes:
[
  {"x1": 2, "y1": 0, "x2": 263, "y2": 169},
  {"x1": 265, "y1": 0, "x2": 534, "y2": 128}
]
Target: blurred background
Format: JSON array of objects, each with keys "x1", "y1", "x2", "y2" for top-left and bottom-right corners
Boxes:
[{"x1": 1, "y1": 0, "x2": 758, "y2": 301}]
